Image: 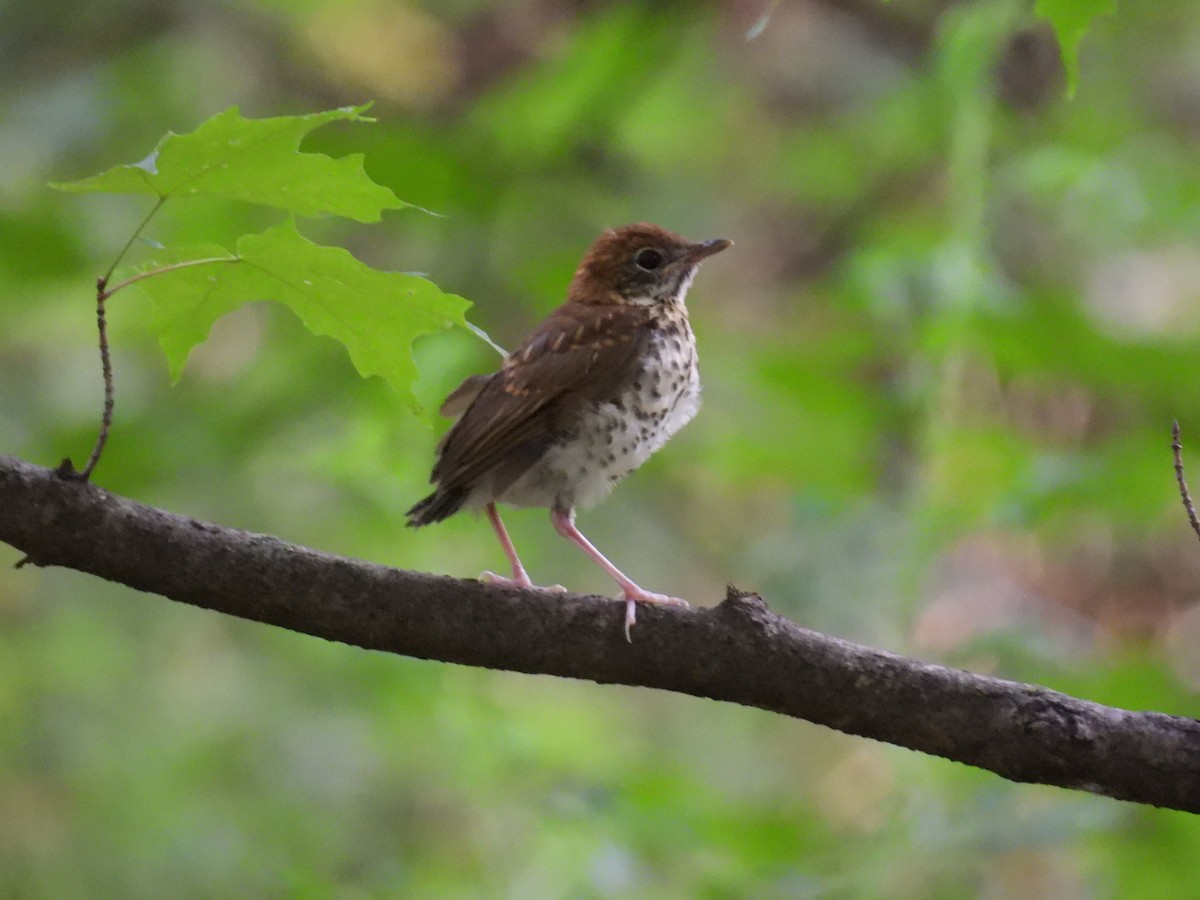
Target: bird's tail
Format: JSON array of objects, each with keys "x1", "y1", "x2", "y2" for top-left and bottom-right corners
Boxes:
[{"x1": 406, "y1": 487, "x2": 468, "y2": 527}]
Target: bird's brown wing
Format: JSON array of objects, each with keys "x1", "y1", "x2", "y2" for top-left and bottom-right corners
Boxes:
[
  {"x1": 438, "y1": 373, "x2": 491, "y2": 418},
  {"x1": 429, "y1": 301, "x2": 655, "y2": 495}
]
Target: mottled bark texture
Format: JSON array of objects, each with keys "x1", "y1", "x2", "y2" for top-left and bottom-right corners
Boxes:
[{"x1": 2, "y1": 454, "x2": 1198, "y2": 812}]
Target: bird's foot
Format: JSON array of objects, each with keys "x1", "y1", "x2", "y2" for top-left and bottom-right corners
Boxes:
[
  {"x1": 621, "y1": 588, "x2": 688, "y2": 643},
  {"x1": 481, "y1": 570, "x2": 532, "y2": 588},
  {"x1": 480, "y1": 571, "x2": 567, "y2": 592}
]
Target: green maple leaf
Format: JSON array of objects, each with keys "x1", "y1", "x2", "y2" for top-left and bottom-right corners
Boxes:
[
  {"x1": 51, "y1": 105, "x2": 405, "y2": 222},
  {"x1": 134, "y1": 221, "x2": 469, "y2": 411},
  {"x1": 52, "y1": 106, "x2": 477, "y2": 417},
  {"x1": 1036, "y1": 0, "x2": 1116, "y2": 97}
]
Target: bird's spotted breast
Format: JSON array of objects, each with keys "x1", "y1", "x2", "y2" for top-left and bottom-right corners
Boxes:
[{"x1": 496, "y1": 311, "x2": 700, "y2": 511}]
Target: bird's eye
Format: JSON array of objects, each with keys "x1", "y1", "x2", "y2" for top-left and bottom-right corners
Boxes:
[{"x1": 634, "y1": 248, "x2": 664, "y2": 271}]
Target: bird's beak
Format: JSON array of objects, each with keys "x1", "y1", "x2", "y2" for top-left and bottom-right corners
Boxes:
[{"x1": 684, "y1": 238, "x2": 733, "y2": 263}]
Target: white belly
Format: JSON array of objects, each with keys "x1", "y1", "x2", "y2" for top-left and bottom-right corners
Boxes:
[{"x1": 499, "y1": 328, "x2": 700, "y2": 511}]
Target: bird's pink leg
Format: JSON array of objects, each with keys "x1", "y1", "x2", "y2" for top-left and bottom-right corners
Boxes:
[
  {"x1": 481, "y1": 502, "x2": 533, "y2": 587},
  {"x1": 551, "y1": 506, "x2": 688, "y2": 641}
]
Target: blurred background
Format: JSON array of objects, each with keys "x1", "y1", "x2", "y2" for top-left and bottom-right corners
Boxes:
[{"x1": 3, "y1": 0, "x2": 1200, "y2": 895}]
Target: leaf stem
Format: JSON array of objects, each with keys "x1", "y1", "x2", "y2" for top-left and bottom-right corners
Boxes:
[
  {"x1": 102, "y1": 196, "x2": 167, "y2": 285},
  {"x1": 103, "y1": 256, "x2": 241, "y2": 298}
]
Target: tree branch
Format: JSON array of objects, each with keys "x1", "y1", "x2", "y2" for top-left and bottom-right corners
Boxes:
[{"x1": 1, "y1": 453, "x2": 1198, "y2": 812}]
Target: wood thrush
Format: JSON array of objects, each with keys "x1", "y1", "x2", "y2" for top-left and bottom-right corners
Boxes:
[{"x1": 407, "y1": 223, "x2": 731, "y2": 639}]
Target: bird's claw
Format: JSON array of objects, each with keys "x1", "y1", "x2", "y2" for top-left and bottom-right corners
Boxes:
[
  {"x1": 480, "y1": 570, "x2": 534, "y2": 588},
  {"x1": 620, "y1": 590, "x2": 688, "y2": 642},
  {"x1": 480, "y1": 571, "x2": 567, "y2": 592}
]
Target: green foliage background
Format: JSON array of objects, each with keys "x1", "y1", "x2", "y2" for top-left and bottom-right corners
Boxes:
[{"x1": 3, "y1": 0, "x2": 1200, "y2": 896}]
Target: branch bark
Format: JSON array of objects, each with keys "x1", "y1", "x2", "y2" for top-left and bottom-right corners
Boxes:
[{"x1": 2, "y1": 453, "x2": 1198, "y2": 812}]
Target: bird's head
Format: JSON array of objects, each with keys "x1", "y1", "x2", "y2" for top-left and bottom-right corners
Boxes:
[{"x1": 569, "y1": 223, "x2": 731, "y2": 308}]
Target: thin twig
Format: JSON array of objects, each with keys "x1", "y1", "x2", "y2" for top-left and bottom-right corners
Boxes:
[
  {"x1": 73, "y1": 200, "x2": 235, "y2": 482},
  {"x1": 1172, "y1": 420, "x2": 1200, "y2": 543},
  {"x1": 78, "y1": 278, "x2": 114, "y2": 482},
  {"x1": 71, "y1": 197, "x2": 166, "y2": 482}
]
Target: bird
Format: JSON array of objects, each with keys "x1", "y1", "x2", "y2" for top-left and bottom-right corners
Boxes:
[{"x1": 407, "y1": 223, "x2": 731, "y2": 640}]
